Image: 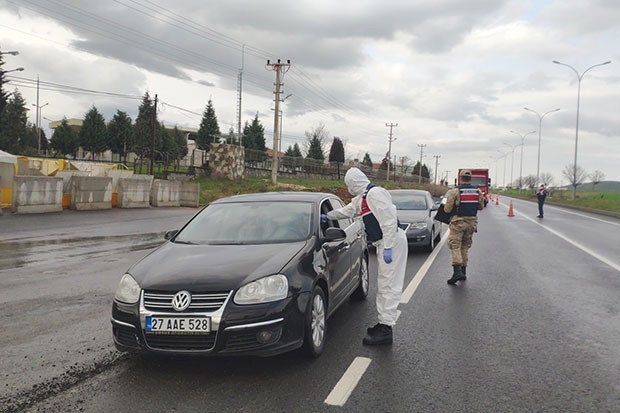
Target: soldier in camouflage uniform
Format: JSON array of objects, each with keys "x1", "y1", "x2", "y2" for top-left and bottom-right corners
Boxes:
[{"x1": 443, "y1": 170, "x2": 484, "y2": 285}]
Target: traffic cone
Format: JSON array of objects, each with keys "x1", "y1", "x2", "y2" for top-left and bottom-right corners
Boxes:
[
  {"x1": 508, "y1": 201, "x2": 514, "y2": 217},
  {"x1": 495, "y1": 194, "x2": 499, "y2": 205}
]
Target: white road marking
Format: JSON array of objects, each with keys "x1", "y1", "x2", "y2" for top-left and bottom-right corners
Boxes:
[
  {"x1": 400, "y1": 228, "x2": 450, "y2": 304},
  {"x1": 543, "y1": 204, "x2": 620, "y2": 227},
  {"x1": 324, "y1": 357, "x2": 372, "y2": 406},
  {"x1": 507, "y1": 204, "x2": 620, "y2": 273}
]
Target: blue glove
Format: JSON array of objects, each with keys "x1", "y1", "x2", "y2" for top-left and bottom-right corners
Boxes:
[
  {"x1": 320, "y1": 214, "x2": 328, "y2": 223},
  {"x1": 383, "y1": 248, "x2": 392, "y2": 264}
]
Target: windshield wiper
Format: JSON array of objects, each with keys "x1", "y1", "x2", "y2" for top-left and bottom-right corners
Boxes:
[{"x1": 173, "y1": 240, "x2": 197, "y2": 245}]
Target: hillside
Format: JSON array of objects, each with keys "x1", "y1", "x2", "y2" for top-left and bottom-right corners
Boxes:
[{"x1": 557, "y1": 181, "x2": 620, "y2": 192}]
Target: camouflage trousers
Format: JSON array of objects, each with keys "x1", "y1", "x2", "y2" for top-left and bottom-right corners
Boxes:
[{"x1": 448, "y1": 217, "x2": 478, "y2": 266}]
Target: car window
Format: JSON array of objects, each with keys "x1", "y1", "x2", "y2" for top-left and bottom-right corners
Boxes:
[
  {"x1": 320, "y1": 198, "x2": 352, "y2": 234},
  {"x1": 330, "y1": 198, "x2": 353, "y2": 230},
  {"x1": 174, "y1": 201, "x2": 313, "y2": 244},
  {"x1": 390, "y1": 193, "x2": 428, "y2": 210}
]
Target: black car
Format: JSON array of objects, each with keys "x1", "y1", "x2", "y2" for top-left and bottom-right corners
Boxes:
[
  {"x1": 389, "y1": 189, "x2": 442, "y2": 251},
  {"x1": 111, "y1": 192, "x2": 369, "y2": 357}
]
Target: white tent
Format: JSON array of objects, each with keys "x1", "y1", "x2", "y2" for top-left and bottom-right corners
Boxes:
[{"x1": 0, "y1": 150, "x2": 18, "y2": 164}]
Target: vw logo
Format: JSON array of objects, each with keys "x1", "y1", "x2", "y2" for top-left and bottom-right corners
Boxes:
[{"x1": 172, "y1": 290, "x2": 191, "y2": 312}]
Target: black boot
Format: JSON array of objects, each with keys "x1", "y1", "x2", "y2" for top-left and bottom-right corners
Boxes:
[
  {"x1": 447, "y1": 265, "x2": 466, "y2": 285},
  {"x1": 363, "y1": 323, "x2": 392, "y2": 345},
  {"x1": 461, "y1": 266, "x2": 467, "y2": 281}
]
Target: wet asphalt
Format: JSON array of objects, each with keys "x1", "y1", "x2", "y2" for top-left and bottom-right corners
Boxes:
[{"x1": 1, "y1": 200, "x2": 620, "y2": 412}]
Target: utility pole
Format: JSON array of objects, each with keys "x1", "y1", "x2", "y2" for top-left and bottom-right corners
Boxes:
[
  {"x1": 385, "y1": 123, "x2": 397, "y2": 181},
  {"x1": 433, "y1": 155, "x2": 440, "y2": 185},
  {"x1": 150, "y1": 94, "x2": 158, "y2": 176},
  {"x1": 417, "y1": 144, "x2": 427, "y2": 183},
  {"x1": 32, "y1": 77, "x2": 49, "y2": 155},
  {"x1": 36, "y1": 76, "x2": 39, "y2": 154},
  {"x1": 266, "y1": 59, "x2": 291, "y2": 185},
  {"x1": 236, "y1": 45, "x2": 244, "y2": 145}
]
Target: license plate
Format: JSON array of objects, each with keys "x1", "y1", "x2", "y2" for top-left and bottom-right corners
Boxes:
[{"x1": 146, "y1": 316, "x2": 211, "y2": 334}]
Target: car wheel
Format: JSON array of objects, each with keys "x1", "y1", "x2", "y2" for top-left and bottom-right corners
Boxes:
[
  {"x1": 435, "y1": 225, "x2": 441, "y2": 242},
  {"x1": 351, "y1": 255, "x2": 369, "y2": 301},
  {"x1": 425, "y1": 228, "x2": 435, "y2": 252},
  {"x1": 302, "y1": 286, "x2": 326, "y2": 357}
]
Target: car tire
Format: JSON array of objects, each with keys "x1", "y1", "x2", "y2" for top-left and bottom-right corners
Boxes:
[
  {"x1": 302, "y1": 285, "x2": 327, "y2": 358},
  {"x1": 351, "y1": 255, "x2": 369, "y2": 301},
  {"x1": 435, "y1": 225, "x2": 441, "y2": 242},
  {"x1": 425, "y1": 228, "x2": 435, "y2": 252}
]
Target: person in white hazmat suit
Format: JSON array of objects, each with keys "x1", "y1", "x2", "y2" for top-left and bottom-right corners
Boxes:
[{"x1": 321, "y1": 167, "x2": 408, "y2": 345}]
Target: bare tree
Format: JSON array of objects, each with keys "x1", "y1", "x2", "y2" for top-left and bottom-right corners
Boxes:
[
  {"x1": 539, "y1": 172, "x2": 555, "y2": 188},
  {"x1": 523, "y1": 174, "x2": 537, "y2": 189},
  {"x1": 562, "y1": 163, "x2": 588, "y2": 196},
  {"x1": 398, "y1": 156, "x2": 412, "y2": 174},
  {"x1": 589, "y1": 170, "x2": 606, "y2": 190},
  {"x1": 303, "y1": 123, "x2": 330, "y2": 155}
]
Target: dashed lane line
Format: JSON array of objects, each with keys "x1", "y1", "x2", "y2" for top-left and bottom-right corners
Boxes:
[
  {"x1": 324, "y1": 228, "x2": 448, "y2": 407},
  {"x1": 401, "y1": 227, "x2": 450, "y2": 304},
  {"x1": 324, "y1": 357, "x2": 372, "y2": 406}
]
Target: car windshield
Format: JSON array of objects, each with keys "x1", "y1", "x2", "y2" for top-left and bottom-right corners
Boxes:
[
  {"x1": 390, "y1": 194, "x2": 428, "y2": 210},
  {"x1": 471, "y1": 177, "x2": 487, "y2": 187},
  {"x1": 174, "y1": 201, "x2": 314, "y2": 244}
]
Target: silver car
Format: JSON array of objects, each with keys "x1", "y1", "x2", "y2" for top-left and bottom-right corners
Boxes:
[{"x1": 389, "y1": 189, "x2": 442, "y2": 252}]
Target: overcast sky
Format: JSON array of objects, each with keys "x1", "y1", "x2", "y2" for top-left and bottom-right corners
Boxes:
[{"x1": 1, "y1": 0, "x2": 618, "y2": 184}]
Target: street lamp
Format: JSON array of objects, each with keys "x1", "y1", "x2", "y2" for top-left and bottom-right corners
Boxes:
[
  {"x1": 510, "y1": 129, "x2": 537, "y2": 189},
  {"x1": 497, "y1": 149, "x2": 508, "y2": 188},
  {"x1": 1, "y1": 67, "x2": 24, "y2": 75},
  {"x1": 32, "y1": 102, "x2": 49, "y2": 155},
  {"x1": 503, "y1": 142, "x2": 519, "y2": 188},
  {"x1": 553, "y1": 59, "x2": 611, "y2": 199},
  {"x1": 0, "y1": 51, "x2": 19, "y2": 56},
  {"x1": 522, "y1": 108, "x2": 558, "y2": 188}
]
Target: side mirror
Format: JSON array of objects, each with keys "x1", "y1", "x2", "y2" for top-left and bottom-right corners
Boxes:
[
  {"x1": 164, "y1": 229, "x2": 179, "y2": 240},
  {"x1": 322, "y1": 227, "x2": 346, "y2": 242}
]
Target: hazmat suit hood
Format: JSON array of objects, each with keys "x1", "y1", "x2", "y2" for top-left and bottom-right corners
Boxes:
[{"x1": 344, "y1": 167, "x2": 371, "y2": 196}]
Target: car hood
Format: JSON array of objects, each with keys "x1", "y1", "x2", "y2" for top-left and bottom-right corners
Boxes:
[
  {"x1": 128, "y1": 240, "x2": 308, "y2": 291},
  {"x1": 396, "y1": 210, "x2": 431, "y2": 223}
]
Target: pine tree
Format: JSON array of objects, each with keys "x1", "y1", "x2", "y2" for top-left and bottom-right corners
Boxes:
[
  {"x1": 242, "y1": 114, "x2": 265, "y2": 151},
  {"x1": 50, "y1": 117, "x2": 79, "y2": 158},
  {"x1": 172, "y1": 126, "x2": 188, "y2": 165},
  {"x1": 285, "y1": 144, "x2": 303, "y2": 157},
  {"x1": 362, "y1": 153, "x2": 373, "y2": 167},
  {"x1": 197, "y1": 98, "x2": 221, "y2": 150},
  {"x1": 79, "y1": 106, "x2": 107, "y2": 158},
  {"x1": 328, "y1": 137, "x2": 345, "y2": 179},
  {"x1": 306, "y1": 136, "x2": 324, "y2": 161},
  {"x1": 1, "y1": 89, "x2": 28, "y2": 153},
  {"x1": 132, "y1": 92, "x2": 158, "y2": 157},
  {"x1": 108, "y1": 110, "x2": 133, "y2": 161}
]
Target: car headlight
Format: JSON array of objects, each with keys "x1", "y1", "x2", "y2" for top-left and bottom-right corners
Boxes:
[
  {"x1": 234, "y1": 274, "x2": 288, "y2": 305},
  {"x1": 114, "y1": 273, "x2": 141, "y2": 304},
  {"x1": 409, "y1": 222, "x2": 428, "y2": 230}
]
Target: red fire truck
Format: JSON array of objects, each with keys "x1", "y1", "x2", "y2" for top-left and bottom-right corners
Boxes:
[{"x1": 458, "y1": 168, "x2": 491, "y2": 206}]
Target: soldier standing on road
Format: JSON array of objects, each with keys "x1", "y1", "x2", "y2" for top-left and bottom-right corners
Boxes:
[
  {"x1": 536, "y1": 184, "x2": 547, "y2": 218},
  {"x1": 444, "y1": 170, "x2": 484, "y2": 285},
  {"x1": 321, "y1": 167, "x2": 408, "y2": 345}
]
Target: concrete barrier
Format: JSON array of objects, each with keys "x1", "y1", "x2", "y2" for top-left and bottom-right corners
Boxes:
[
  {"x1": 179, "y1": 181, "x2": 200, "y2": 207},
  {"x1": 11, "y1": 176, "x2": 63, "y2": 214},
  {"x1": 150, "y1": 179, "x2": 180, "y2": 207},
  {"x1": 71, "y1": 176, "x2": 113, "y2": 210},
  {"x1": 117, "y1": 175, "x2": 154, "y2": 208}
]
